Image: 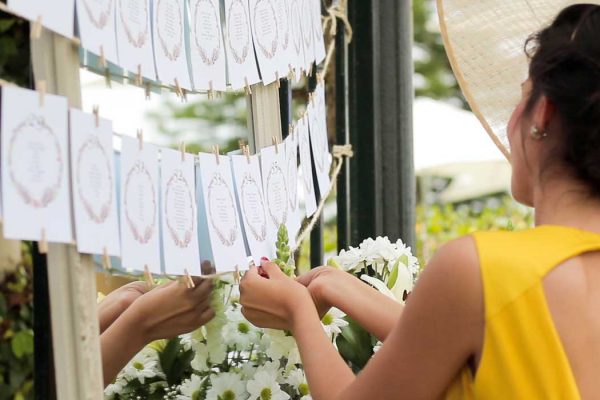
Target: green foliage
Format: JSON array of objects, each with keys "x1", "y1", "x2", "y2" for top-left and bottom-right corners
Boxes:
[
  {"x1": 0, "y1": 245, "x2": 34, "y2": 400},
  {"x1": 275, "y1": 225, "x2": 295, "y2": 277},
  {"x1": 0, "y1": 15, "x2": 30, "y2": 88}
]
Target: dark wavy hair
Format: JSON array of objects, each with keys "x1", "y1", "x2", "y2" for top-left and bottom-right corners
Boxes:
[{"x1": 524, "y1": 4, "x2": 600, "y2": 195}]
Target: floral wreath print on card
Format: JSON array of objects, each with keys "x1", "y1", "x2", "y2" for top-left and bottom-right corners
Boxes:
[
  {"x1": 240, "y1": 172, "x2": 267, "y2": 242},
  {"x1": 300, "y1": 127, "x2": 313, "y2": 195},
  {"x1": 124, "y1": 160, "x2": 157, "y2": 244},
  {"x1": 8, "y1": 115, "x2": 63, "y2": 208},
  {"x1": 119, "y1": 0, "x2": 149, "y2": 48},
  {"x1": 275, "y1": 0, "x2": 290, "y2": 51},
  {"x1": 266, "y1": 162, "x2": 288, "y2": 227},
  {"x1": 301, "y1": 0, "x2": 313, "y2": 48},
  {"x1": 208, "y1": 172, "x2": 239, "y2": 247},
  {"x1": 287, "y1": 148, "x2": 298, "y2": 212},
  {"x1": 290, "y1": 0, "x2": 303, "y2": 58},
  {"x1": 227, "y1": 0, "x2": 251, "y2": 64},
  {"x1": 75, "y1": 135, "x2": 113, "y2": 223},
  {"x1": 156, "y1": 0, "x2": 183, "y2": 61},
  {"x1": 253, "y1": 0, "x2": 279, "y2": 59},
  {"x1": 82, "y1": 0, "x2": 114, "y2": 29},
  {"x1": 164, "y1": 169, "x2": 195, "y2": 248},
  {"x1": 192, "y1": 0, "x2": 222, "y2": 66}
]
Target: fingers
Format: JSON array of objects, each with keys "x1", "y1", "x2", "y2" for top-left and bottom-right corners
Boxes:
[{"x1": 260, "y1": 260, "x2": 285, "y2": 279}]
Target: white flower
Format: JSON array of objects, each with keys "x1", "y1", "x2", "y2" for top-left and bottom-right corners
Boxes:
[
  {"x1": 206, "y1": 372, "x2": 248, "y2": 400},
  {"x1": 360, "y1": 261, "x2": 413, "y2": 304},
  {"x1": 104, "y1": 378, "x2": 125, "y2": 398},
  {"x1": 177, "y1": 374, "x2": 205, "y2": 400},
  {"x1": 179, "y1": 332, "x2": 194, "y2": 351},
  {"x1": 121, "y1": 349, "x2": 163, "y2": 384},
  {"x1": 286, "y1": 369, "x2": 310, "y2": 398},
  {"x1": 395, "y1": 239, "x2": 420, "y2": 276},
  {"x1": 190, "y1": 341, "x2": 210, "y2": 372},
  {"x1": 264, "y1": 329, "x2": 301, "y2": 367},
  {"x1": 359, "y1": 237, "x2": 398, "y2": 272},
  {"x1": 247, "y1": 370, "x2": 290, "y2": 400},
  {"x1": 373, "y1": 341, "x2": 383, "y2": 353},
  {"x1": 241, "y1": 362, "x2": 259, "y2": 380},
  {"x1": 223, "y1": 306, "x2": 261, "y2": 351},
  {"x1": 321, "y1": 308, "x2": 349, "y2": 339},
  {"x1": 254, "y1": 361, "x2": 285, "y2": 384},
  {"x1": 332, "y1": 246, "x2": 363, "y2": 272}
]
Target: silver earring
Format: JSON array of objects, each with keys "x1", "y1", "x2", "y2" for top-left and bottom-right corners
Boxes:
[{"x1": 530, "y1": 126, "x2": 548, "y2": 140}]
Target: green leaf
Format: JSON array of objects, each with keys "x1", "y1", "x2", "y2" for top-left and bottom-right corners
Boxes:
[
  {"x1": 11, "y1": 330, "x2": 33, "y2": 359},
  {"x1": 387, "y1": 259, "x2": 400, "y2": 290},
  {"x1": 337, "y1": 318, "x2": 373, "y2": 371}
]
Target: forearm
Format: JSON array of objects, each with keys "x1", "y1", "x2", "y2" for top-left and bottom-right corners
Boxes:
[
  {"x1": 98, "y1": 298, "x2": 128, "y2": 334},
  {"x1": 100, "y1": 308, "x2": 147, "y2": 386},
  {"x1": 292, "y1": 305, "x2": 355, "y2": 400},
  {"x1": 325, "y1": 274, "x2": 403, "y2": 341}
]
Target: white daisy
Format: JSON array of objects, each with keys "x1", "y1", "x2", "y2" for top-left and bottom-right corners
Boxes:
[
  {"x1": 206, "y1": 372, "x2": 248, "y2": 400},
  {"x1": 190, "y1": 342, "x2": 210, "y2": 372},
  {"x1": 223, "y1": 306, "x2": 260, "y2": 351},
  {"x1": 286, "y1": 369, "x2": 310, "y2": 398},
  {"x1": 373, "y1": 341, "x2": 383, "y2": 353},
  {"x1": 264, "y1": 329, "x2": 300, "y2": 366},
  {"x1": 246, "y1": 370, "x2": 290, "y2": 400},
  {"x1": 321, "y1": 308, "x2": 349, "y2": 339},
  {"x1": 332, "y1": 246, "x2": 363, "y2": 272},
  {"x1": 177, "y1": 374, "x2": 205, "y2": 400},
  {"x1": 104, "y1": 378, "x2": 125, "y2": 398},
  {"x1": 122, "y1": 349, "x2": 163, "y2": 384}
]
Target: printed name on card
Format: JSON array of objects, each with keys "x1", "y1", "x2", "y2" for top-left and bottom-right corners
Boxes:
[
  {"x1": 249, "y1": 0, "x2": 280, "y2": 84},
  {"x1": 69, "y1": 108, "x2": 121, "y2": 257},
  {"x1": 152, "y1": 0, "x2": 191, "y2": 89},
  {"x1": 116, "y1": 0, "x2": 156, "y2": 80},
  {"x1": 260, "y1": 144, "x2": 288, "y2": 256},
  {"x1": 224, "y1": 0, "x2": 261, "y2": 90},
  {"x1": 197, "y1": 152, "x2": 248, "y2": 273},
  {"x1": 76, "y1": 0, "x2": 119, "y2": 64},
  {"x1": 120, "y1": 135, "x2": 161, "y2": 273},
  {"x1": 285, "y1": 131, "x2": 302, "y2": 247},
  {"x1": 1, "y1": 86, "x2": 73, "y2": 243},
  {"x1": 8, "y1": 0, "x2": 75, "y2": 38},
  {"x1": 189, "y1": 0, "x2": 227, "y2": 91},
  {"x1": 160, "y1": 148, "x2": 201, "y2": 276},
  {"x1": 230, "y1": 153, "x2": 270, "y2": 265},
  {"x1": 298, "y1": 115, "x2": 317, "y2": 217}
]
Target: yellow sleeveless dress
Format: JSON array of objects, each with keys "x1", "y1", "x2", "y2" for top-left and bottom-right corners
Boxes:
[{"x1": 445, "y1": 225, "x2": 600, "y2": 399}]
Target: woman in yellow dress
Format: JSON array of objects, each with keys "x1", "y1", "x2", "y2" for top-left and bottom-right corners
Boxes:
[{"x1": 240, "y1": 3, "x2": 600, "y2": 399}]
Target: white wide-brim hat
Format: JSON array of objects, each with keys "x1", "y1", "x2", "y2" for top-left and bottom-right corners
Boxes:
[{"x1": 437, "y1": 0, "x2": 600, "y2": 160}]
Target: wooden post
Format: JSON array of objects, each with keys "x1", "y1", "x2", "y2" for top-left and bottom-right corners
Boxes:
[{"x1": 30, "y1": 29, "x2": 105, "y2": 400}]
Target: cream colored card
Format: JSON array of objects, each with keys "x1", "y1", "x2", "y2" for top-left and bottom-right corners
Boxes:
[
  {"x1": 284, "y1": 131, "x2": 302, "y2": 248},
  {"x1": 75, "y1": 0, "x2": 119, "y2": 64},
  {"x1": 69, "y1": 108, "x2": 120, "y2": 256},
  {"x1": 274, "y1": 0, "x2": 295, "y2": 78},
  {"x1": 224, "y1": 0, "x2": 261, "y2": 90},
  {"x1": 300, "y1": 0, "x2": 316, "y2": 70},
  {"x1": 311, "y1": 0, "x2": 326, "y2": 64},
  {"x1": 298, "y1": 115, "x2": 317, "y2": 217},
  {"x1": 260, "y1": 144, "x2": 288, "y2": 255},
  {"x1": 8, "y1": 0, "x2": 75, "y2": 38},
  {"x1": 197, "y1": 152, "x2": 248, "y2": 273},
  {"x1": 249, "y1": 0, "x2": 280, "y2": 84},
  {"x1": 1, "y1": 86, "x2": 73, "y2": 243},
  {"x1": 189, "y1": 0, "x2": 227, "y2": 91},
  {"x1": 160, "y1": 147, "x2": 201, "y2": 276},
  {"x1": 152, "y1": 0, "x2": 192, "y2": 89},
  {"x1": 230, "y1": 154, "x2": 271, "y2": 265},
  {"x1": 116, "y1": 0, "x2": 156, "y2": 80},
  {"x1": 120, "y1": 135, "x2": 161, "y2": 273},
  {"x1": 289, "y1": 0, "x2": 306, "y2": 78}
]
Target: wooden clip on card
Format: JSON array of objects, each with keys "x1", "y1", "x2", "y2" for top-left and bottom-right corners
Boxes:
[
  {"x1": 38, "y1": 228, "x2": 48, "y2": 254},
  {"x1": 93, "y1": 105, "x2": 100, "y2": 128},
  {"x1": 37, "y1": 80, "x2": 46, "y2": 107},
  {"x1": 137, "y1": 129, "x2": 144, "y2": 151}
]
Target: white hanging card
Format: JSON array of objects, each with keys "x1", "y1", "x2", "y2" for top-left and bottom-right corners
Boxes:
[
  {"x1": 1, "y1": 86, "x2": 72, "y2": 243},
  {"x1": 197, "y1": 152, "x2": 247, "y2": 273},
  {"x1": 75, "y1": 0, "x2": 119, "y2": 64},
  {"x1": 260, "y1": 145, "x2": 288, "y2": 255},
  {"x1": 224, "y1": 0, "x2": 261, "y2": 90},
  {"x1": 274, "y1": 0, "x2": 295, "y2": 78},
  {"x1": 230, "y1": 154, "x2": 270, "y2": 265},
  {"x1": 69, "y1": 109, "x2": 120, "y2": 256},
  {"x1": 249, "y1": 0, "x2": 280, "y2": 84},
  {"x1": 300, "y1": 0, "x2": 316, "y2": 70},
  {"x1": 298, "y1": 115, "x2": 317, "y2": 217},
  {"x1": 311, "y1": 0, "x2": 326, "y2": 64},
  {"x1": 8, "y1": 0, "x2": 75, "y2": 38},
  {"x1": 308, "y1": 90, "x2": 331, "y2": 197},
  {"x1": 289, "y1": 0, "x2": 305, "y2": 78},
  {"x1": 284, "y1": 131, "x2": 301, "y2": 247},
  {"x1": 120, "y1": 136, "x2": 161, "y2": 273},
  {"x1": 116, "y1": 0, "x2": 156, "y2": 80},
  {"x1": 152, "y1": 0, "x2": 191, "y2": 89},
  {"x1": 189, "y1": 0, "x2": 227, "y2": 91},
  {"x1": 160, "y1": 148, "x2": 201, "y2": 276}
]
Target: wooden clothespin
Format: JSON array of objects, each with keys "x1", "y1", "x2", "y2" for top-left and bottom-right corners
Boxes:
[
  {"x1": 208, "y1": 80, "x2": 215, "y2": 100},
  {"x1": 307, "y1": 62, "x2": 314, "y2": 77},
  {"x1": 144, "y1": 82, "x2": 152, "y2": 100},
  {"x1": 102, "y1": 247, "x2": 112, "y2": 270},
  {"x1": 289, "y1": 123, "x2": 295, "y2": 138},
  {"x1": 275, "y1": 72, "x2": 281, "y2": 89},
  {"x1": 136, "y1": 64, "x2": 143, "y2": 86},
  {"x1": 317, "y1": 71, "x2": 324, "y2": 84},
  {"x1": 288, "y1": 64, "x2": 295, "y2": 80},
  {"x1": 213, "y1": 144, "x2": 220, "y2": 164},
  {"x1": 144, "y1": 265, "x2": 154, "y2": 289},
  {"x1": 234, "y1": 265, "x2": 241, "y2": 284},
  {"x1": 104, "y1": 67, "x2": 112, "y2": 88},
  {"x1": 92, "y1": 105, "x2": 100, "y2": 128},
  {"x1": 137, "y1": 129, "x2": 144, "y2": 151},
  {"x1": 30, "y1": 15, "x2": 43, "y2": 39},
  {"x1": 38, "y1": 228, "x2": 48, "y2": 254},
  {"x1": 244, "y1": 145, "x2": 251, "y2": 164},
  {"x1": 99, "y1": 45, "x2": 107, "y2": 68},
  {"x1": 272, "y1": 136, "x2": 279, "y2": 154},
  {"x1": 174, "y1": 78, "x2": 184, "y2": 99},
  {"x1": 244, "y1": 77, "x2": 252, "y2": 95},
  {"x1": 37, "y1": 80, "x2": 46, "y2": 107},
  {"x1": 184, "y1": 268, "x2": 195, "y2": 289},
  {"x1": 309, "y1": 92, "x2": 315, "y2": 104},
  {"x1": 179, "y1": 141, "x2": 186, "y2": 162}
]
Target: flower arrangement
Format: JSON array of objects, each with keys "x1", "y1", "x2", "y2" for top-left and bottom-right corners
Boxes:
[{"x1": 105, "y1": 229, "x2": 419, "y2": 399}]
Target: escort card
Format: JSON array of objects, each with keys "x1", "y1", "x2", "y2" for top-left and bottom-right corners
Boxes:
[
  {"x1": 230, "y1": 154, "x2": 271, "y2": 265},
  {"x1": 300, "y1": 0, "x2": 316, "y2": 70},
  {"x1": 260, "y1": 144, "x2": 288, "y2": 255},
  {"x1": 298, "y1": 115, "x2": 317, "y2": 217},
  {"x1": 224, "y1": 0, "x2": 261, "y2": 90},
  {"x1": 289, "y1": 0, "x2": 306, "y2": 78},
  {"x1": 152, "y1": 0, "x2": 192, "y2": 89},
  {"x1": 69, "y1": 109, "x2": 120, "y2": 256},
  {"x1": 311, "y1": 0, "x2": 326, "y2": 64},
  {"x1": 196, "y1": 152, "x2": 248, "y2": 273},
  {"x1": 1, "y1": 86, "x2": 73, "y2": 243},
  {"x1": 274, "y1": 0, "x2": 296, "y2": 78},
  {"x1": 160, "y1": 148, "x2": 201, "y2": 276},
  {"x1": 8, "y1": 0, "x2": 75, "y2": 38},
  {"x1": 120, "y1": 136, "x2": 161, "y2": 273},
  {"x1": 308, "y1": 86, "x2": 331, "y2": 197},
  {"x1": 116, "y1": 0, "x2": 156, "y2": 80},
  {"x1": 189, "y1": 0, "x2": 227, "y2": 91},
  {"x1": 285, "y1": 131, "x2": 302, "y2": 247},
  {"x1": 249, "y1": 0, "x2": 280, "y2": 84},
  {"x1": 75, "y1": 0, "x2": 119, "y2": 64}
]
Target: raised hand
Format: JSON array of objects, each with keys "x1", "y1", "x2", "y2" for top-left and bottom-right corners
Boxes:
[{"x1": 98, "y1": 281, "x2": 150, "y2": 333}]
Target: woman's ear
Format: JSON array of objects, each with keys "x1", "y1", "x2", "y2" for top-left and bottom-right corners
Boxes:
[{"x1": 532, "y1": 95, "x2": 556, "y2": 132}]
